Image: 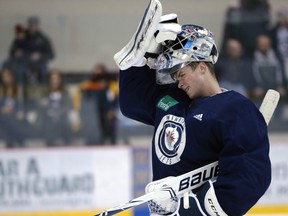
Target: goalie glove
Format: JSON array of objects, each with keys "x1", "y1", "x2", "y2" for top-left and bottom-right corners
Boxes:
[
  {"x1": 134, "y1": 13, "x2": 181, "y2": 68},
  {"x1": 114, "y1": 0, "x2": 162, "y2": 70},
  {"x1": 145, "y1": 13, "x2": 181, "y2": 57},
  {"x1": 144, "y1": 13, "x2": 181, "y2": 69},
  {"x1": 145, "y1": 177, "x2": 179, "y2": 215},
  {"x1": 113, "y1": 0, "x2": 181, "y2": 69}
]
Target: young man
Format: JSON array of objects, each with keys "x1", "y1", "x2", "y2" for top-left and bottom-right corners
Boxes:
[{"x1": 117, "y1": 18, "x2": 271, "y2": 216}]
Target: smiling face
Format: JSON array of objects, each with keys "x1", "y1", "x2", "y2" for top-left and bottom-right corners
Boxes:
[{"x1": 173, "y1": 62, "x2": 221, "y2": 99}]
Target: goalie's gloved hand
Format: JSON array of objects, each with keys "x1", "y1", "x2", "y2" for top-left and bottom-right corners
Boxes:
[
  {"x1": 146, "y1": 13, "x2": 181, "y2": 57},
  {"x1": 134, "y1": 13, "x2": 181, "y2": 68},
  {"x1": 145, "y1": 177, "x2": 179, "y2": 216}
]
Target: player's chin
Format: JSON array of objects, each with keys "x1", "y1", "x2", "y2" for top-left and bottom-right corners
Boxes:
[
  {"x1": 186, "y1": 89, "x2": 195, "y2": 99},
  {"x1": 183, "y1": 87, "x2": 191, "y2": 97},
  {"x1": 188, "y1": 90, "x2": 201, "y2": 99},
  {"x1": 186, "y1": 92, "x2": 194, "y2": 99}
]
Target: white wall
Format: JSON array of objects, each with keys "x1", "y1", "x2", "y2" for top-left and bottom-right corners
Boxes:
[{"x1": 0, "y1": 0, "x2": 287, "y2": 72}]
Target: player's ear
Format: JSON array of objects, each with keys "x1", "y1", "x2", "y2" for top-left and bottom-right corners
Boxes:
[{"x1": 199, "y1": 62, "x2": 206, "y2": 73}]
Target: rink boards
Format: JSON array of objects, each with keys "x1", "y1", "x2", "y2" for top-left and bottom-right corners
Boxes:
[{"x1": 0, "y1": 143, "x2": 287, "y2": 216}]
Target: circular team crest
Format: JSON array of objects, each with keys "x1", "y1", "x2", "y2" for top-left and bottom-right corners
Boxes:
[{"x1": 155, "y1": 115, "x2": 186, "y2": 165}]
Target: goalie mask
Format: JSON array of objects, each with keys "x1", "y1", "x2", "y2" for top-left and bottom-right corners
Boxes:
[{"x1": 155, "y1": 24, "x2": 219, "y2": 84}]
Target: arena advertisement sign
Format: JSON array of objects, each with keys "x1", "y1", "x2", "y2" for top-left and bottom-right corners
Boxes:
[{"x1": 0, "y1": 147, "x2": 132, "y2": 216}]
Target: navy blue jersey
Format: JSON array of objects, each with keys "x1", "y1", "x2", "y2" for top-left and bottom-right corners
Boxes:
[{"x1": 119, "y1": 65, "x2": 271, "y2": 216}]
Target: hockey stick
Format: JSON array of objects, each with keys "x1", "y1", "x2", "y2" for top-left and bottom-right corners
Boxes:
[
  {"x1": 94, "y1": 89, "x2": 280, "y2": 216},
  {"x1": 259, "y1": 89, "x2": 280, "y2": 125}
]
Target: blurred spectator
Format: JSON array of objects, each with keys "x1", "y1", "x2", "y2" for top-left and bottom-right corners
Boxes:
[
  {"x1": 215, "y1": 38, "x2": 253, "y2": 96},
  {"x1": 15, "y1": 16, "x2": 56, "y2": 119},
  {"x1": 221, "y1": 0, "x2": 271, "y2": 57},
  {"x1": 252, "y1": 35, "x2": 286, "y2": 99},
  {"x1": 25, "y1": 16, "x2": 55, "y2": 85},
  {"x1": 2, "y1": 24, "x2": 29, "y2": 84},
  {"x1": 240, "y1": 0, "x2": 270, "y2": 11},
  {"x1": 105, "y1": 70, "x2": 119, "y2": 145},
  {"x1": 36, "y1": 69, "x2": 72, "y2": 146},
  {"x1": 73, "y1": 63, "x2": 118, "y2": 145},
  {"x1": 269, "y1": 7, "x2": 288, "y2": 89},
  {"x1": 0, "y1": 68, "x2": 28, "y2": 148}
]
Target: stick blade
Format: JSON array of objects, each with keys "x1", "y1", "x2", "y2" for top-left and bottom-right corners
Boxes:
[{"x1": 259, "y1": 89, "x2": 280, "y2": 125}]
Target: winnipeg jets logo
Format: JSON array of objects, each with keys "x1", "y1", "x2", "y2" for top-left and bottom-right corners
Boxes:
[
  {"x1": 155, "y1": 115, "x2": 186, "y2": 165},
  {"x1": 165, "y1": 127, "x2": 179, "y2": 151}
]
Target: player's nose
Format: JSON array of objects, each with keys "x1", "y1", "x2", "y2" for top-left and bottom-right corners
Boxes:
[{"x1": 178, "y1": 80, "x2": 183, "y2": 89}]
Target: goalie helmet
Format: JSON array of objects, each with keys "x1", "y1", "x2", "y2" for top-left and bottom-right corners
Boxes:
[{"x1": 155, "y1": 24, "x2": 219, "y2": 84}]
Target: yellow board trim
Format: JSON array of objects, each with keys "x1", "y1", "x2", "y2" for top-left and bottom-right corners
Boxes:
[
  {"x1": 0, "y1": 210, "x2": 131, "y2": 216},
  {"x1": 248, "y1": 205, "x2": 288, "y2": 214},
  {"x1": 2, "y1": 206, "x2": 288, "y2": 216}
]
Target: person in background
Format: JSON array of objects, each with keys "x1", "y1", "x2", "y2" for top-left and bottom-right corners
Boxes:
[
  {"x1": 221, "y1": 0, "x2": 271, "y2": 57},
  {"x1": 22, "y1": 16, "x2": 55, "y2": 122},
  {"x1": 215, "y1": 38, "x2": 253, "y2": 96},
  {"x1": 36, "y1": 69, "x2": 72, "y2": 146},
  {"x1": 269, "y1": 8, "x2": 288, "y2": 121},
  {"x1": 73, "y1": 63, "x2": 117, "y2": 145},
  {"x1": 25, "y1": 16, "x2": 55, "y2": 85},
  {"x1": 0, "y1": 68, "x2": 28, "y2": 148},
  {"x1": 104, "y1": 69, "x2": 119, "y2": 145},
  {"x1": 2, "y1": 24, "x2": 29, "y2": 84},
  {"x1": 252, "y1": 34, "x2": 286, "y2": 99},
  {"x1": 269, "y1": 7, "x2": 288, "y2": 90}
]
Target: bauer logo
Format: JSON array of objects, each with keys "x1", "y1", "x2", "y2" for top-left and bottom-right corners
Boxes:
[
  {"x1": 178, "y1": 164, "x2": 219, "y2": 192},
  {"x1": 157, "y1": 95, "x2": 179, "y2": 111}
]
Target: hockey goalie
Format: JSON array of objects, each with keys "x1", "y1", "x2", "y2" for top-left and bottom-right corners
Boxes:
[{"x1": 99, "y1": 0, "x2": 277, "y2": 215}]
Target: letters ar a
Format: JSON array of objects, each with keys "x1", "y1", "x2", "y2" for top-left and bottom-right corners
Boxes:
[
  {"x1": 0, "y1": 160, "x2": 18, "y2": 176},
  {"x1": 27, "y1": 158, "x2": 40, "y2": 176}
]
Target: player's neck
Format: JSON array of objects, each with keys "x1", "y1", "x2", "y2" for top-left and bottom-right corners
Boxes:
[{"x1": 202, "y1": 77, "x2": 222, "y2": 97}]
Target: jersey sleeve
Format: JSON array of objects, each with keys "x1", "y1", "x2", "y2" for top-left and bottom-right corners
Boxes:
[
  {"x1": 119, "y1": 65, "x2": 168, "y2": 125},
  {"x1": 214, "y1": 98, "x2": 271, "y2": 216}
]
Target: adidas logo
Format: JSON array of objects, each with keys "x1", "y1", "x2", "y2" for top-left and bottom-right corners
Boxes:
[{"x1": 193, "y1": 114, "x2": 203, "y2": 121}]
